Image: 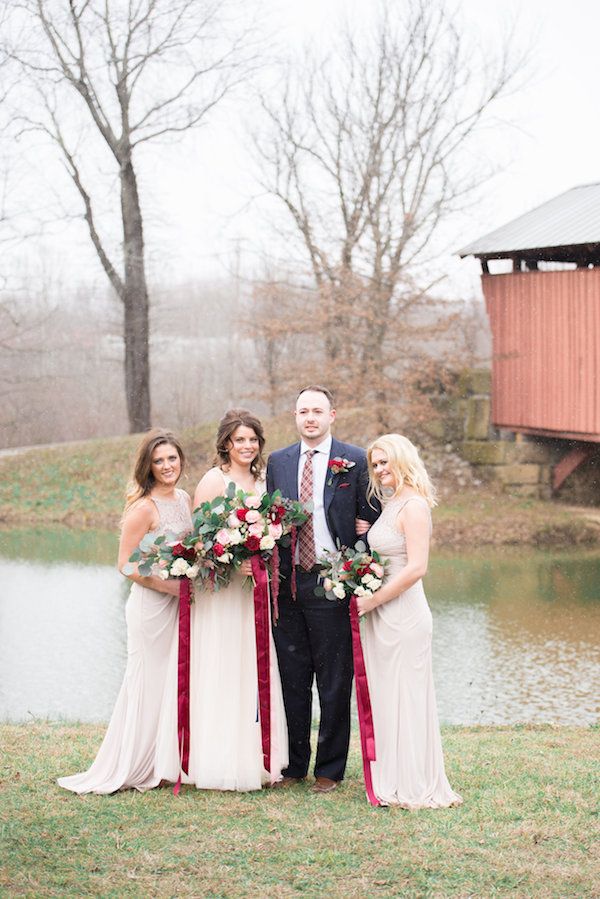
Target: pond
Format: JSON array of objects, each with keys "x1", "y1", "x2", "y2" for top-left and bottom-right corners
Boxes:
[{"x1": 1, "y1": 527, "x2": 598, "y2": 725}]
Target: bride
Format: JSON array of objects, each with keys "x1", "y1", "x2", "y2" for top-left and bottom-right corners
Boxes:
[{"x1": 155, "y1": 409, "x2": 288, "y2": 790}]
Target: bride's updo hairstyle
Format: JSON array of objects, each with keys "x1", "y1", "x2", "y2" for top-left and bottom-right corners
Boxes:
[
  {"x1": 215, "y1": 408, "x2": 266, "y2": 478},
  {"x1": 125, "y1": 428, "x2": 185, "y2": 512},
  {"x1": 367, "y1": 434, "x2": 437, "y2": 508}
]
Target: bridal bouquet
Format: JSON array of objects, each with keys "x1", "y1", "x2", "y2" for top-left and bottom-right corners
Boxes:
[
  {"x1": 189, "y1": 483, "x2": 310, "y2": 589},
  {"x1": 315, "y1": 541, "x2": 388, "y2": 602},
  {"x1": 125, "y1": 484, "x2": 310, "y2": 594}
]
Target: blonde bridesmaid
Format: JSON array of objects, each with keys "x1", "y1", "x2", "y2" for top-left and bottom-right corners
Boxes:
[{"x1": 356, "y1": 434, "x2": 462, "y2": 809}]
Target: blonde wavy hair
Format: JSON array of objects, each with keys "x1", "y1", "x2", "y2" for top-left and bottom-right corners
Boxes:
[{"x1": 367, "y1": 434, "x2": 437, "y2": 508}]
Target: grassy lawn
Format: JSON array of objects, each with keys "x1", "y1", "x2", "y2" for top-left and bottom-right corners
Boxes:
[
  {"x1": 1, "y1": 417, "x2": 598, "y2": 549},
  {"x1": 1, "y1": 724, "x2": 598, "y2": 897}
]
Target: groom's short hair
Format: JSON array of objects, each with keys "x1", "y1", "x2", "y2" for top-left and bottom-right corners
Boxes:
[{"x1": 296, "y1": 385, "x2": 335, "y2": 407}]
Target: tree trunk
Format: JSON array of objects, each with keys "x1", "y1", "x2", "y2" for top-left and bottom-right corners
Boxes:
[{"x1": 121, "y1": 158, "x2": 151, "y2": 432}]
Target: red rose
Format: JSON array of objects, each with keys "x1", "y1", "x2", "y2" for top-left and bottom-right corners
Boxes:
[
  {"x1": 236, "y1": 508, "x2": 248, "y2": 521},
  {"x1": 213, "y1": 543, "x2": 225, "y2": 556},
  {"x1": 342, "y1": 560, "x2": 353, "y2": 571},
  {"x1": 270, "y1": 505, "x2": 285, "y2": 524},
  {"x1": 245, "y1": 535, "x2": 261, "y2": 552},
  {"x1": 357, "y1": 564, "x2": 370, "y2": 577},
  {"x1": 172, "y1": 543, "x2": 195, "y2": 562}
]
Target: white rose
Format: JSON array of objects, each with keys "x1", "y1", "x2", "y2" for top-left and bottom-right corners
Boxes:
[
  {"x1": 186, "y1": 564, "x2": 199, "y2": 579},
  {"x1": 245, "y1": 510, "x2": 260, "y2": 524},
  {"x1": 269, "y1": 522, "x2": 283, "y2": 540},
  {"x1": 244, "y1": 495, "x2": 262, "y2": 509},
  {"x1": 368, "y1": 578, "x2": 382, "y2": 590},
  {"x1": 228, "y1": 513, "x2": 243, "y2": 528},
  {"x1": 333, "y1": 584, "x2": 346, "y2": 600},
  {"x1": 260, "y1": 535, "x2": 275, "y2": 551},
  {"x1": 158, "y1": 569, "x2": 170, "y2": 580},
  {"x1": 248, "y1": 523, "x2": 264, "y2": 538},
  {"x1": 323, "y1": 578, "x2": 333, "y2": 592},
  {"x1": 220, "y1": 552, "x2": 233, "y2": 563},
  {"x1": 362, "y1": 574, "x2": 376, "y2": 586},
  {"x1": 227, "y1": 529, "x2": 244, "y2": 545},
  {"x1": 215, "y1": 528, "x2": 232, "y2": 546},
  {"x1": 170, "y1": 558, "x2": 190, "y2": 577}
]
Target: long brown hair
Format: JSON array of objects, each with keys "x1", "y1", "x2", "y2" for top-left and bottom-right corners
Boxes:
[
  {"x1": 214, "y1": 409, "x2": 265, "y2": 478},
  {"x1": 125, "y1": 428, "x2": 186, "y2": 511}
]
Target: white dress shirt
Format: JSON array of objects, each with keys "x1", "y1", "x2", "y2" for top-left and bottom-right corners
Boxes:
[{"x1": 297, "y1": 434, "x2": 337, "y2": 559}]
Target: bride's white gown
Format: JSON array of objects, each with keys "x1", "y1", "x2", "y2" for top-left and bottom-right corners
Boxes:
[
  {"x1": 58, "y1": 490, "x2": 192, "y2": 794},
  {"x1": 155, "y1": 474, "x2": 288, "y2": 790}
]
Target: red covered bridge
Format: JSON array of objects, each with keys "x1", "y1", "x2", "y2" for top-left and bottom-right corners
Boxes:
[{"x1": 459, "y1": 183, "x2": 600, "y2": 491}]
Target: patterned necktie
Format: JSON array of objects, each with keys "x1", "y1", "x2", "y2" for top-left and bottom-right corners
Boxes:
[{"x1": 298, "y1": 450, "x2": 317, "y2": 570}]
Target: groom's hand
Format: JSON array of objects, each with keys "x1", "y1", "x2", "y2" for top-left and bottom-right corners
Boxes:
[{"x1": 355, "y1": 517, "x2": 370, "y2": 536}]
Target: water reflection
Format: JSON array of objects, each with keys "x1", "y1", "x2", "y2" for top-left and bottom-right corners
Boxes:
[
  {"x1": 0, "y1": 531, "x2": 598, "y2": 725},
  {"x1": 428, "y1": 552, "x2": 600, "y2": 725}
]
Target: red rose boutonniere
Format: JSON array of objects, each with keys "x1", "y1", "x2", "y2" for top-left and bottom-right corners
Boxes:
[{"x1": 327, "y1": 456, "x2": 356, "y2": 486}]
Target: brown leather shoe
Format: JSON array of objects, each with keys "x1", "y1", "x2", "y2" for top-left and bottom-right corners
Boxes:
[
  {"x1": 312, "y1": 776, "x2": 339, "y2": 794},
  {"x1": 271, "y1": 776, "x2": 305, "y2": 789}
]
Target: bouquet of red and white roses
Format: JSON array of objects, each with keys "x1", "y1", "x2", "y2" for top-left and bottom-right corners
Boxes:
[
  {"x1": 126, "y1": 484, "x2": 311, "y2": 594},
  {"x1": 124, "y1": 531, "x2": 201, "y2": 582},
  {"x1": 315, "y1": 541, "x2": 388, "y2": 602},
  {"x1": 189, "y1": 483, "x2": 310, "y2": 589}
]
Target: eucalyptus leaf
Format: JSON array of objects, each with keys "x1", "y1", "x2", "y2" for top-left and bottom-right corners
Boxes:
[
  {"x1": 355, "y1": 540, "x2": 367, "y2": 553},
  {"x1": 128, "y1": 550, "x2": 141, "y2": 562},
  {"x1": 122, "y1": 562, "x2": 135, "y2": 575},
  {"x1": 140, "y1": 533, "x2": 157, "y2": 553},
  {"x1": 139, "y1": 561, "x2": 153, "y2": 577},
  {"x1": 314, "y1": 585, "x2": 326, "y2": 597}
]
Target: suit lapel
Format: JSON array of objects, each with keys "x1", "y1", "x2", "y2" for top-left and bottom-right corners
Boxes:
[
  {"x1": 284, "y1": 444, "x2": 301, "y2": 500},
  {"x1": 324, "y1": 437, "x2": 342, "y2": 515}
]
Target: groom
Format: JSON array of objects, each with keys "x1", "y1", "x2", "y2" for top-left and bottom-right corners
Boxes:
[{"x1": 266, "y1": 385, "x2": 379, "y2": 793}]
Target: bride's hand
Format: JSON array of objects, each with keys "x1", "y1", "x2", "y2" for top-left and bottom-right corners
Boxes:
[
  {"x1": 355, "y1": 517, "x2": 370, "y2": 536},
  {"x1": 163, "y1": 578, "x2": 183, "y2": 597},
  {"x1": 357, "y1": 591, "x2": 378, "y2": 616},
  {"x1": 240, "y1": 558, "x2": 253, "y2": 577}
]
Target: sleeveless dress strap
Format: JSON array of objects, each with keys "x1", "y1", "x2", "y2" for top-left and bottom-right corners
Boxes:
[
  {"x1": 394, "y1": 495, "x2": 432, "y2": 534},
  {"x1": 396, "y1": 496, "x2": 430, "y2": 514}
]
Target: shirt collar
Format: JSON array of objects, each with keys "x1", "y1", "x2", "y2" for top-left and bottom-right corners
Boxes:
[{"x1": 300, "y1": 434, "x2": 332, "y2": 456}]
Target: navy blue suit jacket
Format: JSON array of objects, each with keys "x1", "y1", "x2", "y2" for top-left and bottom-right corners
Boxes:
[{"x1": 266, "y1": 436, "x2": 380, "y2": 582}]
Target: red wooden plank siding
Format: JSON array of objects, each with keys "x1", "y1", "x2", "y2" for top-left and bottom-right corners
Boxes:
[{"x1": 482, "y1": 270, "x2": 600, "y2": 439}]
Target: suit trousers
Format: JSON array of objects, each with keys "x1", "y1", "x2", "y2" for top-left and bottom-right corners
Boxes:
[{"x1": 272, "y1": 569, "x2": 354, "y2": 782}]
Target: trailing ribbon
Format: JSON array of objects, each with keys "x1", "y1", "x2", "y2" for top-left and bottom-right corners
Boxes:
[
  {"x1": 251, "y1": 554, "x2": 271, "y2": 774},
  {"x1": 270, "y1": 545, "x2": 280, "y2": 622},
  {"x1": 349, "y1": 595, "x2": 381, "y2": 807},
  {"x1": 290, "y1": 526, "x2": 298, "y2": 599},
  {"x1": 174, "y1": 577, "x2": 192, "y2": 796}
]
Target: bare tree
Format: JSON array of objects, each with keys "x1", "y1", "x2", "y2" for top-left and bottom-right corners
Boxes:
[
  {"x1": 253, "y1": 0, "x2": 526, "y2": 420},
  {"x1": 5, "y1": 0, "x2": 257, "y2": 432},
  {"x1": 242, "y1": 274, "x2": 313, "y2": 415}
]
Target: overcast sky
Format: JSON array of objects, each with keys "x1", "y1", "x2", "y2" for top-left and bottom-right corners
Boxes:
[{"x1": 6, "y1": 0, "x2": 600, "y2": 301}]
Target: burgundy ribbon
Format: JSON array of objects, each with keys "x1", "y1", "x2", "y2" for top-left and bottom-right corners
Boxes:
[
  {"x1": 270, "y1": 545, "x2": 280, "y2": 622},
  {"x1": 174, "y1": 577, "x2": 192, "y2": 796},
  {"x1": 290, "y1": 526, "x2": 298, "y2": 599},
  {"x1": 251, "y1": 554, "x2": 271, "y2": 773},
  {"x1": 349, "y1": 595, "x2": 381, "y2": 807}
]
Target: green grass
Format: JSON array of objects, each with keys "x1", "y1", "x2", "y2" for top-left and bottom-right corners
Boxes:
[
  {"x1": 1, "y1": 724, "x2": 598, "y2": 897},
  {"x1": 1, "y1": 414, "x2": 599, "y2": 549}
]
